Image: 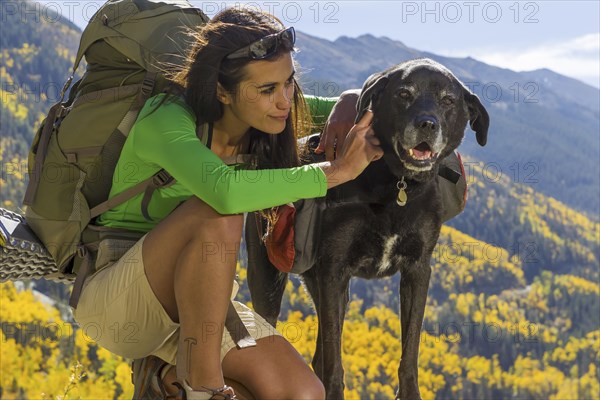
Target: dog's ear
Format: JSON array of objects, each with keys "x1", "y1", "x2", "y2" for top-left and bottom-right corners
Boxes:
[
  {"x1": 463, "y1": 88, "x2": 490, "y2": 146},
  {"x1": 355, "y1": 72, "x2": 389, "y2": 124}
]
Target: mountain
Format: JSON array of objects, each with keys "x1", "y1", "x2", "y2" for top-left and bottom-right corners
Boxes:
[
  {"x1": 0, "y1": 0, "x2": 82, "y2": 209},
  {"x1": 0, "y1": 0, "x2": 81, "y2": 144},
  {"x1": 295, "y1": 32, "x2": 600, "y2": 218}
]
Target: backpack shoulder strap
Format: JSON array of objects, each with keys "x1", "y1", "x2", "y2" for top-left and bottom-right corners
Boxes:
[
  {"x1": 92, "y1": 104, "x2": 199, "y2": 222},
  {"x1": 89, "y1": 169, "x2": 173, "y2": 219},
  {"x1": 140, "y1": 170, "x2": 176, "y2": 221},
  {"x1": 197, "y1": 122, "x2": 258, "y2": 167},
  {"x1": 23, "y1": 103, "x2": 65, "y2": 205},
  {"x1": 197, "y1": 121, "x2": 213, "y2": 148}
]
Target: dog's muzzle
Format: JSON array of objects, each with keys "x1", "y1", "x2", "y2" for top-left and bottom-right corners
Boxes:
[{"x1": 393, "y1": 115, "x2": 447, "y2": 171}]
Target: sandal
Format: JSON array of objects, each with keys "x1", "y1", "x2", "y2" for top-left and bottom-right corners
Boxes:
[
  {"x1": 172, "y1": 380, "x2": 237, "y2": 400},
  {"x1": 132, "y1": 355, "x2": 177, "y2": 399}
]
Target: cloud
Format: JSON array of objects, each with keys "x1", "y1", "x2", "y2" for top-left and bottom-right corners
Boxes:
[{"x1": 445, "y1": 33, "x2": 600, "y2": 88}]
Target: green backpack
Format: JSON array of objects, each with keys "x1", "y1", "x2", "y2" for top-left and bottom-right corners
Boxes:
[{"x1": 22, "y1": 0, "x2": 208, "y2": 290}]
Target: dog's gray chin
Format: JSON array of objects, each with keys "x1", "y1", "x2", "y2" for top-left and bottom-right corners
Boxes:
[
  {"x1": 402, "y1": 161, "x2": 434, "y2": 172},
  {"x1": 395, "y1": 147, "x2": 439, "y2": 172}
]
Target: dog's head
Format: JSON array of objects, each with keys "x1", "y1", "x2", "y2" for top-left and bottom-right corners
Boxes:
[{"x1": 356, "y1": 58, "x2": 489, "y2": 180}]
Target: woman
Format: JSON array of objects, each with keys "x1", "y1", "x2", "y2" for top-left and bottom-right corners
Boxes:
[{"x1": 72, "y1": 7, "x2": 382, "y2": 400}]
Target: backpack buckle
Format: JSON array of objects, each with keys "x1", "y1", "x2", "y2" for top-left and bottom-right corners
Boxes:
[
  {"x1": 53, "y1": 106, "x2": 70, "y2": 129},
  {"x1": 152, "y1": 170, "x2": 173, "y2": 187},
  {"x1": 141, "y1": 76, "x2": 155, "y2": 97},
  {"x1": 76, "y1": 244, "x2": 88, "y2": 258}
]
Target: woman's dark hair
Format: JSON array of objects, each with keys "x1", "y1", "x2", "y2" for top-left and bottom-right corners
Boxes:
[{"x1": 170, "y1": 7, "x2": 312, "y2": 169}]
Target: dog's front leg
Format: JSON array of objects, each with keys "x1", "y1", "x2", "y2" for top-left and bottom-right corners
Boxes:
[
  {"x1": 300, "y1": 267, "x2": 324, "y2": 376},
  {"x1": 313, "y1": 273, "x2": 351, "y2": 399},
  {"x1": 397, "y1": 263, "x2": 431, "y2": 400}
]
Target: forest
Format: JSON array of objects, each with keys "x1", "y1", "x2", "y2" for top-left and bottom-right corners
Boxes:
[{"x1": 2, "y1": 258, "x2": 599, "y2": 399}]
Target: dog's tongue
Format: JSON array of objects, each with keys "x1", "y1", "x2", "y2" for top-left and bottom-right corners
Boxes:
[{"x1": 412, "y1": 148, "x2": 432, "y2": 158}]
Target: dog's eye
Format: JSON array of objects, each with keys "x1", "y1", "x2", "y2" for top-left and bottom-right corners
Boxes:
[
  {"x1": 441, "y1": 95, "x2": 455, "y2": 106},
  {"x1": 396, "y1": 89, "x2": 413, "y2": 100}
]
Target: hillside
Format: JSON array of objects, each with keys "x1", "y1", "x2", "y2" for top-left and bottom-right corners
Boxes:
[
  {"x1": 448, "y1": 156, "x2": 599, "y2": 283},
  {"x1": 3, "y1": 254, "x2": 598, "y2": 399},
  {"x1": 0, "y1": 0, "x2": 82, "y2": 210}
]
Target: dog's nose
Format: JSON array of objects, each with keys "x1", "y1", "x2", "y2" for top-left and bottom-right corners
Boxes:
[{"x1": 416, "y1": 116, "x2": 438, "y2": 132}]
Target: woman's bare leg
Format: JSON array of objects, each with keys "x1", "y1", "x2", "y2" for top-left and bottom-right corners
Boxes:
[
  {"x1": 222, "y1": 336, "x2": 326, "y2": 400},
  {"x1": 224, "y1": 378, "x2": 254, "y2": 400},
  {"x1": 141, "y1": 196, "x2": 243, "y2": 390}
]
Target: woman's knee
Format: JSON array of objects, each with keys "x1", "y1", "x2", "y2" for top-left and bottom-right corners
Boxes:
[
  {"x1": 231, "y1": 337, "x2": 326, "y2": 399},
  {"x1": 262, "y1": 375, "x2": 325, "y2": 400},
  {"x1": 284, "y1": 376, "x2": 326, "y2": 400},
  {"x1": 174, "y1": 196, "x2": 244, "y2": 240}
]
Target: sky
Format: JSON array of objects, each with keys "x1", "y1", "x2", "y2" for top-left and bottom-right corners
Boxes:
[{"x1": 39, "y1": 0, "x2": 600, "y2": 88}]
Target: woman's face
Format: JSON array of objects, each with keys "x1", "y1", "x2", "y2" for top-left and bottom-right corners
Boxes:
[{"x1": 221, "y1": 52, "x2": 295, "y2": 135}]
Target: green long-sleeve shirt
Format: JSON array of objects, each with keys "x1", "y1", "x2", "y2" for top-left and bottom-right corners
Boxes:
[{"x1": 97, "y1": 94, "x2": 336, "y2": 232}]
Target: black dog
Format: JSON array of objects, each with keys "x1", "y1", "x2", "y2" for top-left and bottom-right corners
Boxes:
[{"x1": 246, "y1": 58, "x2": 489, "y2": 399}]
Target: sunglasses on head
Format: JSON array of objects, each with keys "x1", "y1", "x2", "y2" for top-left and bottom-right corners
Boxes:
[{"x1": 225, "y1": 27, "x2": 296, "y2": 60}]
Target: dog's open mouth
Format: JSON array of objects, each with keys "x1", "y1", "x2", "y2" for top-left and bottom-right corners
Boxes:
[
  {"x1": 409, "y1": 142, "x2": 436, "y2": 160},
  {"x1": 399, "y1": 142, "x2": 439, "y2": 171}
]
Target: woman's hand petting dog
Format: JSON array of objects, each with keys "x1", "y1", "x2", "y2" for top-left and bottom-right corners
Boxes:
[
  {"x1": 316, "y1": 89, "x2": 361, "y2": 161},
  {"x1": 324, "y1": 111, "x2": 383, "y2": 188}
]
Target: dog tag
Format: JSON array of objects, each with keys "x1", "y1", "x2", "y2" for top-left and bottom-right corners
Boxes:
[
  {"x1": 397, "y1": 189, "x2": 408, "y2": 206},
  {"x1": 396, "y1": 178, "x2": 408, "y2": 206}
]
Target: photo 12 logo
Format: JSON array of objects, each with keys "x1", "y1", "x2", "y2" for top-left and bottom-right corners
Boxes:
[
  {"x1": 197, "y1": 1, "x2": 341, "y2": 24},
  {"x1": 401, "y1": 1, "x2": 540, "y2": 24},
  {"x1": 0, "y1": 1, "x2": 342, "y2": 25}
]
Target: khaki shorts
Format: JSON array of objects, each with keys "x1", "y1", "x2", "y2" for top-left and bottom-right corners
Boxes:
[{"x1": 72, "y1": 234, "x2": 280, "y2": 364}]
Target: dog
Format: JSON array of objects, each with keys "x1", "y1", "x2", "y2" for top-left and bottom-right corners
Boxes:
[{"x1": 246, "y1": 58, "x2": 489, "y2": 399}]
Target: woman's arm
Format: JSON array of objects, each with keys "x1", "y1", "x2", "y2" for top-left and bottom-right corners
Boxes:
[{"x1": 133, "y1": 98, "x2": 380, "y2": 214}]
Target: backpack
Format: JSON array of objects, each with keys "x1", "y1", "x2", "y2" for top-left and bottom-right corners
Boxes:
[{"x1": 22, "y1": 0, "x2": 209, "y2": 288}]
